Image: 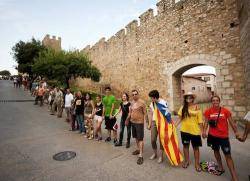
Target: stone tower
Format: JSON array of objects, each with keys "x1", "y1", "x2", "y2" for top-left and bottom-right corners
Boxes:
[{"x1": 42, "y1": 34, "x2": 61, "y2": 51}]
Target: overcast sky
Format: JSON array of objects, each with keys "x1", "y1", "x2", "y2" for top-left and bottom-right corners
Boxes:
[{"x1": 0, "y1": 0, "x2": 215, "y2": 76}]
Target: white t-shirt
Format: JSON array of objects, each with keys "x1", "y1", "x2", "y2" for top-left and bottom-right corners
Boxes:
[{"x1": 65, "y1": 93, "x2": 74, "y2": 108}]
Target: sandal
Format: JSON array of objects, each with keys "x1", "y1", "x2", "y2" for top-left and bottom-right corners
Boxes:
[
  {"x1": 214, "y1": 170, "x2": 225, "y2": 176},
  {"x1": 137, "y1": 157, "x2": 144, "y2": 165},
  {"x1": 195, "y1": 167, "x2": 202, "y2": 172},
  {"x1": 182, "y1": 162, "x2": 189, "y2": 169}
]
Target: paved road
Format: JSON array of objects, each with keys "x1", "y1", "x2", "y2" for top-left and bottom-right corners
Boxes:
[{"x1": 0, "y1": 80, "x2": 249, "y2": 181}]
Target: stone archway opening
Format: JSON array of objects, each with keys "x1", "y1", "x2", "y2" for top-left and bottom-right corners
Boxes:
[{"x1": 171, "y1": 64, "x2": 217, "y2": 113}]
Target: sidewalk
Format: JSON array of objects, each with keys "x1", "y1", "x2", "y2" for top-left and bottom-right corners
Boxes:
[{"x1": 0, "y1": 80, "x2": 249, "y2": 181}]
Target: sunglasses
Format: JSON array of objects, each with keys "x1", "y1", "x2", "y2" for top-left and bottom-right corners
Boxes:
[{"x1": 132, "y1": 93, "x2": 138, "y2": 96}]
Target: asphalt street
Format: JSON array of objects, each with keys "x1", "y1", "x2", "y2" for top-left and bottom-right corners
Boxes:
[{"x1": 0, "y1": 80, "x2": 249, "y2": 181}]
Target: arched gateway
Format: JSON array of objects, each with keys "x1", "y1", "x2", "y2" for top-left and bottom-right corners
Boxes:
[{"x1": 163, "y1": 53, "x2": 237, "y2": 115}]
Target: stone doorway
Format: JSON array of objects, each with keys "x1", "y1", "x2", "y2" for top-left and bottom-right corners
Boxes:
[
  {"x1": 163, "y1": 54, "x2": 224, "y2": 112},
  {"x1": 172, "y1": 64, "x2": 216, "y2": 112}
]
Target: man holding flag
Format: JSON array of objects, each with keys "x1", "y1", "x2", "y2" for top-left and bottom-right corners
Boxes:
[{"x1": 148, "y1": 90, "x2": 183, "y2": 166}]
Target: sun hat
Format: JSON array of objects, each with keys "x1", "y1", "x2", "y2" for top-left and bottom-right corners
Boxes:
[{"x1": 183, "y1": 91, "x2": 196, "y2": 98}]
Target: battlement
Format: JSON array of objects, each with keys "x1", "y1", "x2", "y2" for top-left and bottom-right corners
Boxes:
[
  {"x1": 115, "y1": 29, "x2": 125, "y2": 39},
  {"x1": 156, "y1": 0, "x2": 175, "y2": 14},
  {"x1": 82, "y1": 0, "x2": 229, "y2": 54},
  {"x1": 42, "y1": 34, "x2": 61, "y2": 51},
  {"x1": 81, "y1": 45, "x2": 91, "y2": 53},
  {"x1": 139, "y1": 8, "x2": 154, "y2": 25},
  {"x1": 43, "y1": 34, "x2": 61, "y2": 41},
  {"x1": 125, "y1": 20, "x2": 138, "y2": 34}
]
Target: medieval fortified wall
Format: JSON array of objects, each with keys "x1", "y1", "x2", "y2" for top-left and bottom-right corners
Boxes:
[
  {"x1": 237, "y1": 0, "x2": 250, "y2": 116},
  {"x1": 42, "y1": 34, "x2": 61, "y2": 52},
  {"x1": 71, "y1": 0, "x2": 248, "y2": 119}
]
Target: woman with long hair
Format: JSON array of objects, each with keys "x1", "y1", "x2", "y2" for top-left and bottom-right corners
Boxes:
[
  {"x1": 84, "y1": 93, "x2": 95, "y2": 139},
  {"x1": 114, "y1": 93, "x2": 131, "y2": 148},
  {"x1": 93, "y1": 95, "x2": 104, "y2": 141},
  {"x1": 175, "y1": 92, "x2": 203, "y2": 172}
]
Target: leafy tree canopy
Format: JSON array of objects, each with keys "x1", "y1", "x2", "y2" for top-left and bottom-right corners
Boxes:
[
  {"x1": 33, "y1": 49, "x2": 101, "y2": 88},
  {"x1": 12, "y1": 38, "x2": 46, "y2": 76},
  {"x1": 0, "y1": 70, "x2": 11, "y2": 76}
]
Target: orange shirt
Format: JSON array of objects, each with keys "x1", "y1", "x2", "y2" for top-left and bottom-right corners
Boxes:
[{"x1": 37, "y1": 87, "x2": 45, "y2": 96}]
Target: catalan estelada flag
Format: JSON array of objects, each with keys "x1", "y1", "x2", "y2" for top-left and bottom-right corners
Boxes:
[{"x1": 153, "y1": 102, "x2": 183, "y2": 166}]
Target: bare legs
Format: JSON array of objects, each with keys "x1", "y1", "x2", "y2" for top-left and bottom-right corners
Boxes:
[
  {"x1": 214, "y1": 150, "x2": 238, "y2": 181},
  {"x1": 182, "y1": 145, "x2": 200, "y2": 171}
]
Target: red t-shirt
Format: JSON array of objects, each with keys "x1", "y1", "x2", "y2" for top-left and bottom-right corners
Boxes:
[{"x1": 204, "y1": 107, "x2": 231, "y2": 138}]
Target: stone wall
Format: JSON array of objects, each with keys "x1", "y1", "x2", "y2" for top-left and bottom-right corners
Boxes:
[
  {"x1": 42, "y1": 34, "x2": 61, "y2": 51},
  {"x1": 238, "y1": 0, "x2": 250, "y2": 113},
  {"x1": 78, "y1": 0, "x2": 248, "y2": 119}
]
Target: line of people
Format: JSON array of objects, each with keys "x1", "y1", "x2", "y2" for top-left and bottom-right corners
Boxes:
[{"x1": 32, "y1": 85, "x2": 249, "y2": 181}]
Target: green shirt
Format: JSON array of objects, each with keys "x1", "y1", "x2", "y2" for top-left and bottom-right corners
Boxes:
[{"x1": 102, "y1": 95, "x2": 116, "y2": 116}]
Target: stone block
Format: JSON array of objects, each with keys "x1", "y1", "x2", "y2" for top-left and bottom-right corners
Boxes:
[
  {"x1": 222, "y1": 82, "x2": 230, "y2": 88},
  {"x1": 225, "y1": 75, "x2": 233, "y2": 80},
  {"x1": 216, "y1": 76, "x2": 225, "y2": 82},
  {"x1": 221, "y1": 69, "x2": 229, "y2": 75},
  {"x1": 223, "y1": 54, "x2": 231, "y2": 59},
  {"x1": 234, "y1": 106, "x2": 246, "y2": 112},
  {"x1": 231, "y1": 111, "x2": 236, "y2": 117},
  {"x1": 228, "y1": 100, "x2": 235, "y2": 106},
  {"x1": 226, "y1": 88, "x2": 234, "y2": 94},
  {"x1": 237, "y1": 111, "x2": 247, "y2": 118},
  {"x1": 227, "y1": 58, "x2": 236, "y2": 64},
  {"x1": 220, "y1": 51, "x2": 226, "y2": 56},
  {"x1": 222, "y1": 94, "x2": 231, "y2": 100},
  {"x1": 216, "y1": 88, "x2": 225, "y2": 94}
]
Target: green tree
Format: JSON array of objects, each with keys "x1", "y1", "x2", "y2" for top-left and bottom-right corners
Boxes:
[
  {"x1": 0, "y1": 70, "x2": 11, "y2": 76},
  {"x1": 12, "y1": 38, "x2": 46, "y2": 77},
  {"x1": 33, "y1": 49, "x2": 101, "y2": 88}
]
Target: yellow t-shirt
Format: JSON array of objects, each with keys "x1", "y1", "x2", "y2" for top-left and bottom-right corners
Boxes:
[{"x1": 178, "y1": 105, "x2": 203, "y2": 135}]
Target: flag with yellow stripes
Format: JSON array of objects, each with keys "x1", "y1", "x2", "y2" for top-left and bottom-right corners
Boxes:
[{"x1": 153, "y1": 102, "x2": 183, "y2": 166}]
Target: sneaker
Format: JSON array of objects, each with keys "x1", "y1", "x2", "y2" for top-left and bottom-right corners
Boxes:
[
  {"x1": 137, "y1": 157, "x2": 144, "y2": 165},
  {"x1": 105, "y1": 137, "x2": 111, "y2": 142},
  {"x1": 132, "y1": 150, "x2": 140, "y2": 155},
  {"x1": 157, "y1": 157, "x2": 163, "y2": 164},
  {"x1": 149, "y1": 153, "x2": 157, "y2": 160},
  {"x1": 88, "y1": 136, "x2": 93, "y2": 140},
  {"x1": 113, "y1": 139, "x2": 118, "y2": 144},
  {"x1": 126, "y1": 142, "x2": 130, "y2": 148}
]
